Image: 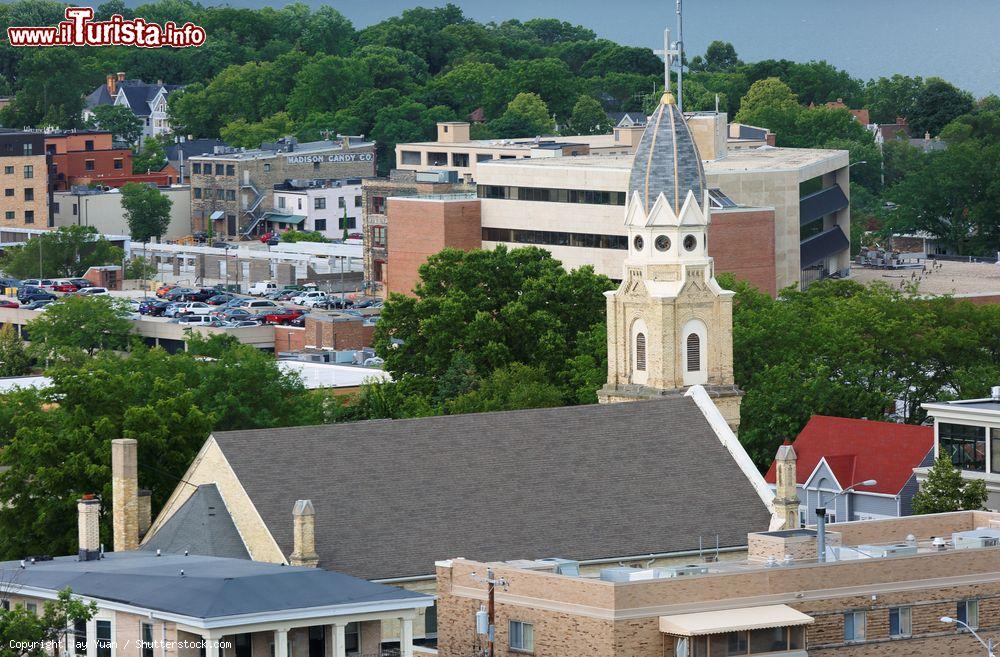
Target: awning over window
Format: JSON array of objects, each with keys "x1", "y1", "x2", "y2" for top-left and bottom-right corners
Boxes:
[
  {"x1": 800, "y1": 225, "x2": 849, "y2": 269},
  {"x1": 263, "y1": 213, "x2": 306, "y2": 225},
  {"x1": 800, "y1": 185, "x2": 848, "y2": 226},
  {"x1": 659, "y1": 605, "x2": 814, "y2": 636},
  {"x1": 209, "y1": 210, "x2": 224, "y2": 220}
]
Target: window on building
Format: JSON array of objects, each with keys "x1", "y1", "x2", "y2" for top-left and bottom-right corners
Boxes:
[
  {"x1": 23, "y1": 165, "x2": 33, "y2": 179},
  {"x1": 297, "y1": 198, "x2": 302, "y2": 209},
  {"x1": 234, "y1": 633, "x2": 251, "y2": 657},
  {"x1": 113, "y1": 159, "x2": 123, "y2": 170},
  {"x1": 476, "y1": 153, "x2": 493, "y2": 163},
  {"x1": 52, "y1": 202, "x2": 59, "y2": 213},
  {"x1": 24, "y1": 188, "x2": 33, "y2": 201},
  {"x1": 25, "y1": 210, "x2": 34, "y2": 224},
  {"x1": 23, "y1": 143, "x2": 33, "y2": 156},
  {"x1": 278, "y1": 197, "x2": 286, "y2": 209},
  {"x1": 4, "y1": 211, "x2": 14, "y2": 220},
  {"x1": 141, "y1": 623, "x2": 154, "y2": 657},
  {"x1": 354, "y1": 195, "x2": 362, "y2": 207},
  {"x1": 85, "y1": 140, "x2": 94, "y2": 151},
  {"x1": 226, "y1": 189, "x2": 235, "y2": 201},
  {"x1": 0, "y1": 599, "x2": 8, "y2": 610},
  {"x1": 338, "y1": 196, "x2": 346, "y2": 209},
  {"x1": 313, "y1": 161, "x2": 320, "y2": 171},
  {"x1": 344, "y1": 623, "x2": 359, "y2": 653},
  {"x1": 686, "y1": 333, "x2": 701, "y2": 372},
  {"x1": 428, "y1": 152, "x2": 448, "y2": 166},
  {"x1": 85, "y1": 159, "x2": 95, "y2": 171},
  {"x1": 939, "y1": 423, "x2": 986, "y2": 472},
  {"x1": 314, "y1": 197, "x2": 326, "y2": 210},
  {"x1": 193, "y1": 188, "x2": 202, "y2": 199},
  {"x1": 4, "y1": 188, "x2": 12, "y2": 197},
  {"x1": 957, "y1": 599, "x2": 979, "y2": 629},
  {"x1": 4, "y1": 166, "x2": 13, "y2": 174},
  {"x1": 203, "y1": 189, "x2": 213, "y2": 200},
  {"x1": 74, "y1": 620, "x2": 87, "y2": 656},
  {"x1": 314, "y1": 219, "x2": 327, "y2": 232},
  {"x1": 192, "y1": 163, "x2": 201, "y2": 174},
  {"x1": 400, "y1": 151, "x2": 421, "y2": 165},
  {"x1": 635, "y1": 333, "x2": 646, "y2": 371},
  {"x1": 424, "y1": 602, "x2": 438, "y2": 636},
  {"x1": 452, "y1": 153, "x2": 470, "y2": 167},
  {"x1": 749, "y1": 627, "x2": 789, "y2": 652},
  {"x1": 844, "y1": 611, "x2": 866, "y2": 642},
  {"x1": 226, "y1": 165, "x2": 235, "y2": 176},
  {"x1": 372, "y1": 195, "x2": 386, "y2": 214},
  {"x1": 992, "y1": 428, "x2": 1000, "y2": 474},
  {"x1": 264, "y1": 163, "x2": 271, "y2": 172},
  {"x1": 215, "y1": 164, "x2": 224, "y2": 176},
  {"x1": 509, "y1": 621, "x2": 534, "y2": 652},
  {"x1": 481, "y1": 227, "x2": 627, "y2": 250},
  {"x1": 889, "y1": 606, "x2": 911, "y2": 637},
  {"x1": 96, "y1": 620, "x2": 111, "y2": 657}
]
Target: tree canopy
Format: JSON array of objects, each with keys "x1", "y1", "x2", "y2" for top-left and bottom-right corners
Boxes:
[
  {"x1": 120, "y1": 182, "x2": 173, "y2": 243},
  {"x1": 911, "y1": 455, "x2": 988, "y2": 515},
  {"x1": 0, "y1": 226, "x2": 123, "y2": 280}
]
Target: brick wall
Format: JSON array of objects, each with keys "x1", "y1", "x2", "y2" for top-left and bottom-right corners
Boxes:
[
  {"x1": 0, "y1": 153, "x2": 49, "y2": 229},
  {"x1": 273, "y1": 317, "x2": 374, "y2": 353},
  {"x1": 386, "y1": 198, "x2": 481, "y2": 296},
  {"x1": 709, "y1": 208, "x2": 778, "y2": 297}
]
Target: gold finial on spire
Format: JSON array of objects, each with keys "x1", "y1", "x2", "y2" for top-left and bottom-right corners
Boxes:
[{"x1": 660, "y1": 91, "x2": 676, "y2": 106}]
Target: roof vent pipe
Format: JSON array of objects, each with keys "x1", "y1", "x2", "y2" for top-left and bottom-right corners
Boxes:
[{"x1": 991, "y1": 385, "x2": 1000, "y2": 400}]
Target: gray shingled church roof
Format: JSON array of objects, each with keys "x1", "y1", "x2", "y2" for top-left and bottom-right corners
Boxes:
[
  {"x1": 628, "y1": 92, "x2": 706, "y2": 215},
  {"x1": 187, "y1": 397, "x2": 771, "y2": 580},
  {"x1": 141, "y1": 484, "x2": 249, "y2": 560},
  {"x1": 0, "y1": 552, "x2": 428, "y2": 620}
]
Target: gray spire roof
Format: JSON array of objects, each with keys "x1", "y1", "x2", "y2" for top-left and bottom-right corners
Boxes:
[{"x1": 628, "y1": 93, "x2": 706, "y2": 214}]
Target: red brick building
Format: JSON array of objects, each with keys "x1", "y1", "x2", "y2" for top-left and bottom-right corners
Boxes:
[{"x1": 45, "y1": 131, "x2": 176, "y2": 191}]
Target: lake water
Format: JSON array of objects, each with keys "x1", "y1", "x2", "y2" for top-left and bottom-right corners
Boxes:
[{"x1": 301, "y1": 0, "x2": 999, "y2": 97}]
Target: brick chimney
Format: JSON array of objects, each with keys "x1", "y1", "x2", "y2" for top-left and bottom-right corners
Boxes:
[
  {"x1": 289, "y1": 499, "x2": 319, "y2": 567},
  {"x1": 78, "y1": 494, "x2": 101, "y2": 561},
  {"x1": 112, "y1": 438, "x2": 140, "y2": 552},
  {"x1": 138, "y1": 489, "x2": 152, "y2": 538},
  {"x1": 106, "y1": 74, "x2": 116, "y2": 96},
  {"x1": 117, "y1": 72, "x2": 126, "y2": 82}
]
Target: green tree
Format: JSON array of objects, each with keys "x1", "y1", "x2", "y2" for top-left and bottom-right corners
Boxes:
[
  {"x1": 565, "y1": 95, "x2": 612, "y2": 135},
  {"x1": 132, "y1": 137, "x2": 167, "y2": 175},
  {"x1": 911, "y1": 455, "x2": 989, "y2": 514},
  {"x1": 0, "y1": 226, "x2": 123, "y2": 279},
  {"x1": 0, "y1": 48, "x2": 90, "y2": 129},
  {"x1": 120, "y1": 182, "x2": 173, "y2": 243},
  {"x1": 690, "y1": 41, "x2": 741, "y2": 72},
  {"x1": 85, "y1": 105, "x2": 144, "y2": 145},
  {"x1": 864, "y1": 74, "x2": 923, "y2": 124},
  {"x1": 734, "y1": 77, "x2": 799, "y2": 125},
  {"x1": 0, "y1": 589, "x2": 96, "y2": 657},
  {"x1": 27, "y1": 295, "x2": 133, "y2": 362},
  {"x1": 488, "y1": 92, "x2": 554, "y2": 138},
  {"x1": 0, "y1": 325, "x2": 30, "y2": 377},
  {"x1": 908, "y1": 78, "x2": 974, "y2": 137},
  {"x1": 124, "y1": 256, "x2": 157, "y2": 280},
  {"x1": 220, "y1": 112, "x2": 295, "y2": 149},
  {"x1": 444, "y1": 363, "x2": 565, "y2": 414}
]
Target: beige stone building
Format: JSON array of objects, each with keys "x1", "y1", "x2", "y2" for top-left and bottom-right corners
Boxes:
[
  {"x1": 436, "y1": 509, "x2": 1000, "y2": 657},
  {"x1": 188, "y1": 137, "x2": 375, "y2": 239},
  {"x1": 0, "y1": 131, "x2": 49, "y2": 229},
  {"x1": 52, "y1": 185, "x2": 192, "y2": 240}
]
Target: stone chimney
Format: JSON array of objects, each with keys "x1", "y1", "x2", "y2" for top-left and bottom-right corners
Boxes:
[
  {"x1": 112, "y1": 438, "x2": 140, "y2": 552},
  {"x1": 289, "y1": 499, "x2": 319, "y2": 567},
  {"x1": 106, "y1": 74, "x2": 116, "y2": 97},
  {"x1": 78, "y1": 494, "x2": 101, "y2": 561},
  {"x1": 138, "y1": 489, "x2": 152, "y2": 539},
  {"x1": 772, "y1": 439, "x2": 800, "y2": 530}
]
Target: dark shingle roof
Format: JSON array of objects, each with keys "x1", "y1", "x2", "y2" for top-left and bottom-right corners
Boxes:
[
  {"x1": 207, "y1": 397, "x2": 771, "y2": 580},
  {"x1": 141, "y1": 484, "x2": 249, "y2": 560},
  {"x1": 0, "y1": 552, "x2": 427, "y2": 619}
]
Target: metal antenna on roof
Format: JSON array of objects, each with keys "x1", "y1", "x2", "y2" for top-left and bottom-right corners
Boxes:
[{"x1": 676, "y1": 0, "x2": 684, "y2": 112}]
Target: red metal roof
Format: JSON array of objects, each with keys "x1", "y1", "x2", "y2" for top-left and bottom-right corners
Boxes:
[{"x1": 764, "y1": 416, "x2": 934, "y2": 495}]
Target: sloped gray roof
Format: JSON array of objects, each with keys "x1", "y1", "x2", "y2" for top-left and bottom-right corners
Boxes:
[
  {"x1": 628, "y1": 92, "x2": 706, "y2": 215},
  {"x1": 205, "y1": 397, "x2": 771, "y2": 580},
  {"x1": 141, "y1": 484, "x2": 249, "y2": 560},
  {"x1": 0, "y1": 552, "x2": 427, "y2": 619}
]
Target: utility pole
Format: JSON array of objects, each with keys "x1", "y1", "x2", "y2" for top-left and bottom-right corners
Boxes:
[{"x1": 471, "y1": 568, "x2": 508, "y2": 657}]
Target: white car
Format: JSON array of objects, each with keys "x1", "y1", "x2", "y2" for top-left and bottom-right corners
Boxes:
[
  {"x1": 76, "y1": 287, "x2": 109, "y2": 296},
  {"x1": 240, "y1": 299, "x2": 280, "y2": 311},
  {"x1": 248, "y1": 281, "x2": 278, "y2": 297},
  {"x1": 173, "y1": 302, "x2": 213, "y2": 316},
  {"x1": 176, "y1": 314, "x2": 215, "y2": 326},
  {"x1": 292, "y1": 291, "x2": 328, "y2": 306}
]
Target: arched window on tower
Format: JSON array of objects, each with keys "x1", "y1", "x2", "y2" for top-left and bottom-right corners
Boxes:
[
  {"x1": 635, "y1": 333, "x2": 646, "y2": 371},
  {"x1": 686, "y1": 333, "x2": 700, "y2": 372}
]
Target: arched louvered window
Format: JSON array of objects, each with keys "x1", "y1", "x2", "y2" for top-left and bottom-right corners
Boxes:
[
  {"x1": 635, "y1": 333, "x2": 646, "y2": 371},
  {"x1": 686, "y1": 333, "x2": 701, "y2": 372}
]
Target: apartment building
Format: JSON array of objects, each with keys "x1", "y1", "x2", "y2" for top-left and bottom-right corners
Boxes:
[
  {"x1": 270, "y1": 178, "x2": 364, "y2": 240},
  {"x1": 437, "y1": 510, "x2": 1000, "y2": 657},
  {"x1": 921, "y1": 387, "x2": 1000, "y2": 510},
  {"x1": 83, "y1": 72, "x2": 180, "y2": 143},
  {"x1": 43, "y1": 130, "x2": 177, "y2": 190},
  {"x1": 188, "y1": 137, "x2": 375, "y2": 239},
  {"x1": 0, "y1": 131, "x2": 49, "y2": 229}
]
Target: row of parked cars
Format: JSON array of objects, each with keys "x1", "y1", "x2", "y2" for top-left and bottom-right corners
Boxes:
[{"x1": 0, "y1": 276, "x2": 112, "y2": 309}]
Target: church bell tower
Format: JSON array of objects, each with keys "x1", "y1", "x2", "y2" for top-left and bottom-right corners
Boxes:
[{"x1": 598, "y1": 92, "x2": 742, "y2": 431}]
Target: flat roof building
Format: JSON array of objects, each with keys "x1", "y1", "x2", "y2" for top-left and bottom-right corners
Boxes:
[{"x1": 0, "y1": 130, "x2": 50, "y2": 229}]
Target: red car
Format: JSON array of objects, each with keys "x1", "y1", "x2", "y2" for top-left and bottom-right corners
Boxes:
[
  {"x1": 260, "y1": 231, "x2": 278, "y2": 243},
  {"x1": 51, "y1": 282, "x2": 78, "y2": 293},
  {"x1": 0, "y1": 300, "x2": 20, "y2": 308},
  {"x1": 260, "y1": 308, "x2": 303, "y2": 325}
]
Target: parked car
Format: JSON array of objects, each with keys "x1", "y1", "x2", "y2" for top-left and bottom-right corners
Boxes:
[
  {"x1": 206, "y1": 293, "x2": 235, "y2": 305},
  {"x1": 239, "y1": 299, "x2": 281, "y2": 312},
  {"x1": 51, "y1": 280, "x2": 79, "y2": 293},
  {"x1": 0, "y1": 300, "x2": 19, "y2": 308},
  {"x1": 288, "y1": 314, "x2": 306, "y2": 327},
  {"x1": 138, "y1": 299, "x2": 162, "y2": 315},
  {"x1": 259, "y1": 309, "x2": 303, "y2": 325},
  {"x1": 181, "y1": 288, "x2": 218, "y2": 302},
  {"x1": 17, "y1": 286, "x2": 56, "y2": 303},
  {"x1": 271, "y1": 290, "x2": 300, "y2": 301},
  {"x1": 291, "y1": 291, "x2": 328, "y2": 306},
  {"x1": 22, "y1": 299, "x2": 52, "y2": 310},
  {"x1": 281, "y1": 283, "x2": 319, "y2": 292},
  {"x1": 173, "y1": 302, "x2": 213, "y2": 317},
  {"x1": 68, "y1": 278, "x2": 93, "y2": 289},
  {"x1": 222, "y1": 297, "x2": 250, "y2": 310},
  {"x1": 311, "y1": 297, "x2": 350, "y2": 310},
  {"x1": 213, "y1": 308, "x2": 261, "y2": 323},
  {"x1": 143, "y1": 300, "x2": 172, "y2": 317},
  {"x1": 248, "y1": 281, "x2": 279, "y2": 297},
  {"x1": 192, "y1": 231, "x2": 208, "y2": 243},
  {"x1": 20, "y1": 278, "x2": 56, "y2": 290},
  {"x1": 175, "y1": 314, "x2": 215, "y2": 326},
  {"x1": 0, "y1": 277, "x2": 21, "y2": 289},
  {"x1": 259, "y1": 231, "x2": 278, "y2": 243},
  {"x1": 155, "y1": 284, "x2": 178, "y2": 298},
  {"x1": 75, "y1": 286, "x2": 109, "y2": 296},
  {"x1": 164, "y1": 287, "x2": 196, "y2": 301},
  {"x1": 224, "y1": 319, "x2": 263, "y2": 328}
]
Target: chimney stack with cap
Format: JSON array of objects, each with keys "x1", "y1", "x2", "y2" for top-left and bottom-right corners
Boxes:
[
  {"x1": 289, "y1": 500, "x2": 319, "y2": 567},
  {"x1": 112, "y1": 438, "x2": 140, "y2": 552},
  {"x1": 78, "y1": 494, "x2": 101, "y2": 561},
  {"x1": 106, "y1": 74, "x2": 116, "y2": 97}
]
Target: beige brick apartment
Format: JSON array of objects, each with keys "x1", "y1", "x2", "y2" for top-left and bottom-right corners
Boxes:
[{"x1": 0, "y1": 131, "x2": 49, "y2": 229}]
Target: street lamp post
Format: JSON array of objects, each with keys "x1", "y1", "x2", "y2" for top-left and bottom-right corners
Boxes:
[
  {"x1": 940, "y1": 617, "x2": 996, "y2": 656},
  {"x1": 816, "y1": 479, "x2": 877, "y2": 562}
]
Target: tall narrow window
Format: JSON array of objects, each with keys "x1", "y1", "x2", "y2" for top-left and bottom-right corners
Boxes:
[
  {"x1": 686, "y1": 333, "x2": 701, "y2": 372},
  {"x1": 635, "y1": 333, "x2": 646, "y2": 371}
]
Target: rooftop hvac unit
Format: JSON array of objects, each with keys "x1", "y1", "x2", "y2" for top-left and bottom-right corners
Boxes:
[
  {"x1": 599, "y1": 567, "x2": 658, "y2": 583},
  {"x1": 952, "y1": 528, "x2": 1000, "y2": 549},
  {"x1": 538, "y1": 558, "x2": 580, "y2": 576},
  {"x1": 657, "y1": 564, "x2": 710, "y2": 578},
  {"x1": 856, "y1": 543, "x2": 918, "y2": 558},
  {"x1": 415, "y1": 170, "x2": 459, "y2": 184},
  {"x1": 333, "y1": 350, "x2": 357, "y2": 364}
]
